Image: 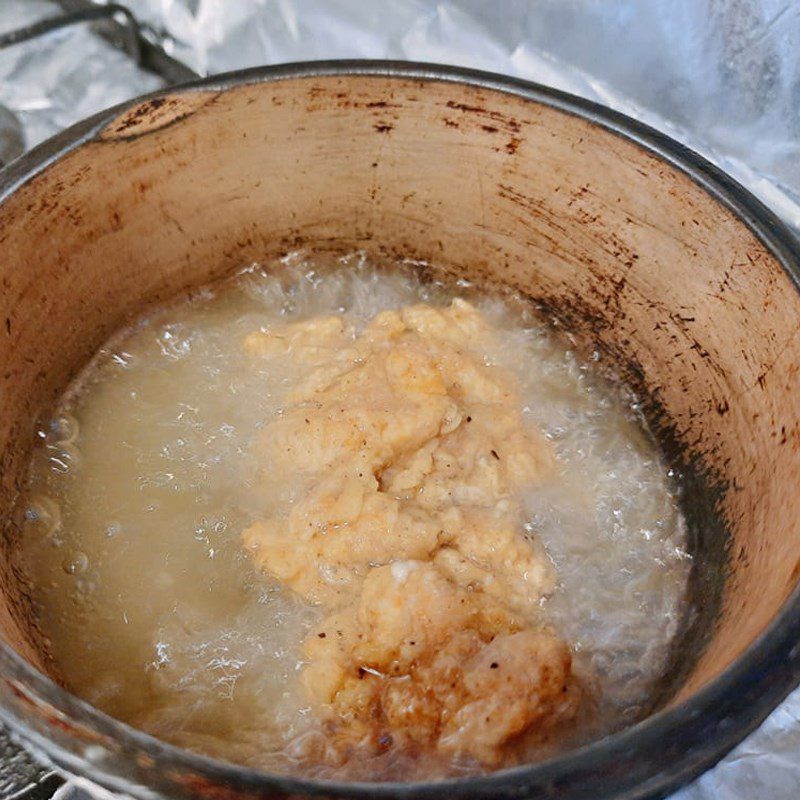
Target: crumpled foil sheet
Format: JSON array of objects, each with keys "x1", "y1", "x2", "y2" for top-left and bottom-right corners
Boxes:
[
  {"x1": 1, "y1": 1, "x2": 799, "y2": 798},
  {"x1": 0, "y1": 0, "x2": 163, "y2": 154}
]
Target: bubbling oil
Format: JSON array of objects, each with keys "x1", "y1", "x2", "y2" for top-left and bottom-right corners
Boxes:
[{"x1": 18, "y1": 254, "x2": 691, "y2": 780}]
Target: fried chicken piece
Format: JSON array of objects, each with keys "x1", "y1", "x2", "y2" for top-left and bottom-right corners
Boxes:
[
  {"x1": 243, "y1": 476, "x2": 440, "y2": 604},
  {"x1": 241, "y1": 299, "x2": 578, "y2": 768},
  {"x1": 242, "y1": 300, "x2": 554, "y2": 606},
  {"x1": 302, "y1": 563, "x2": 579, "y2": 765}
]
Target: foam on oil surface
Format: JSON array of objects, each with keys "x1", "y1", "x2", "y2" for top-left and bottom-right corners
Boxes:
[{"x1": 19, "y1": 254, "x2": 690, "y2": 779}]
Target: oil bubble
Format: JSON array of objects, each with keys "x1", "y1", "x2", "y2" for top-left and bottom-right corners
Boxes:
[
  {"x1": 62, "y1": 551, "x2": 89, "y2": 575},
  {"x1": 24, "y1": 496, "x2": 62, "y2": 541},
  {"x1": 49, "y1": 441, "x2": 80, "y2": 475}
]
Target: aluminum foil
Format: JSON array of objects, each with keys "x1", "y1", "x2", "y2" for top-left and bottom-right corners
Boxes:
[
  {"x1": 0, "y1": 0, "x2": 162, "y2": 154},
  {"x1": 1, "y1": 1, "x2": 799, "y2": 798}
]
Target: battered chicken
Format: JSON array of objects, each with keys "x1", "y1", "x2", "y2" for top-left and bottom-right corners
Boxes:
[
  {"x1": 303, "y1": 563, "x2": 579, "y2": 765},
  {"x1": 242, "y1": 298, "x2": 579, "y2": 766}
]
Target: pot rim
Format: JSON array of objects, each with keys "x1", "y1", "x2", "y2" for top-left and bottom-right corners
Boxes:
[{"x1": 2, "y1": 60, "x2": 800, "y2": 800}]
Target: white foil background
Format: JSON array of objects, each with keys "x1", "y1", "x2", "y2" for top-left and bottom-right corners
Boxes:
[{"x1": 1, "y1": 1, "x2": 799, "y2": 797}]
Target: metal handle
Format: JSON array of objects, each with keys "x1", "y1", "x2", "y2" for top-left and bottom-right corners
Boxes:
[
  {"x1": 0, "y1": 4, "x2": 141, "y2": 63},
  {"x1": 0, "y1": 1, "x2": 200, "y2": 84}
]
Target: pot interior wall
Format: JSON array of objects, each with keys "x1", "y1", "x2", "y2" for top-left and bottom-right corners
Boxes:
[{"x1": 1, "y1": 74, "x2": 799, "y2": 717}]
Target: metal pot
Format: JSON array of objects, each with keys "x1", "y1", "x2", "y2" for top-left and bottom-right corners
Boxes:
[{"x1": 1, "y1": 61, "x2": 799, "y2": 800}]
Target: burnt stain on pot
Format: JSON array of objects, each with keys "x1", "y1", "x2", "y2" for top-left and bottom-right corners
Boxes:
[
  {"x1": 168, "y1": 771, "x2": 276, "y2": 800},
  {"x1": 5, "y1": 678, "x2": 112, "y2": 746},
  {"x1": 365, "y1": 101, "x2": 403, "y2": 110},
  {"x1": 100, "y1": 91, "x2": 220, "y2": 142},
  {"x1": 306, "y1": 84, "x2": 406, "y2": 119},
  {"x1": 444, "y1": 100, "x2": 522, "y2": 132},
  {"x1": 0, "y1": 495, "x2": 52, "y2": 680},
  {"x1": 19, "y1": 164, "x2": 92, "y2": 223},
  {"x1": 442, "y1": 98, "x2": 524, "y2": 155}
]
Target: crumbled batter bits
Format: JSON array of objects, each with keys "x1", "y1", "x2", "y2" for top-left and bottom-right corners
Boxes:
[{"x1": 242, "y1": 299, "x2": 581, "y2": 767}]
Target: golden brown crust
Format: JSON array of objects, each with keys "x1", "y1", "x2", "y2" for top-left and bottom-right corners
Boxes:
[{"x1": 305, "y1": 564, "x2": 579, "y2": 765}]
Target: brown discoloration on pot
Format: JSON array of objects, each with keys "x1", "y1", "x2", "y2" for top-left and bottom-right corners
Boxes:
[
  {"x1": 5, "y1": 679, "x2": 111, "y2": 746},
  {"x1": 0, "y1": 70, "x2": 799, "y2": 798},
  {"x1": 100, "y1": 90, "x2": 220, "y2": 141},
  {"x1": 169, "y1": 773, "x2": 264, "y2": 800}
]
